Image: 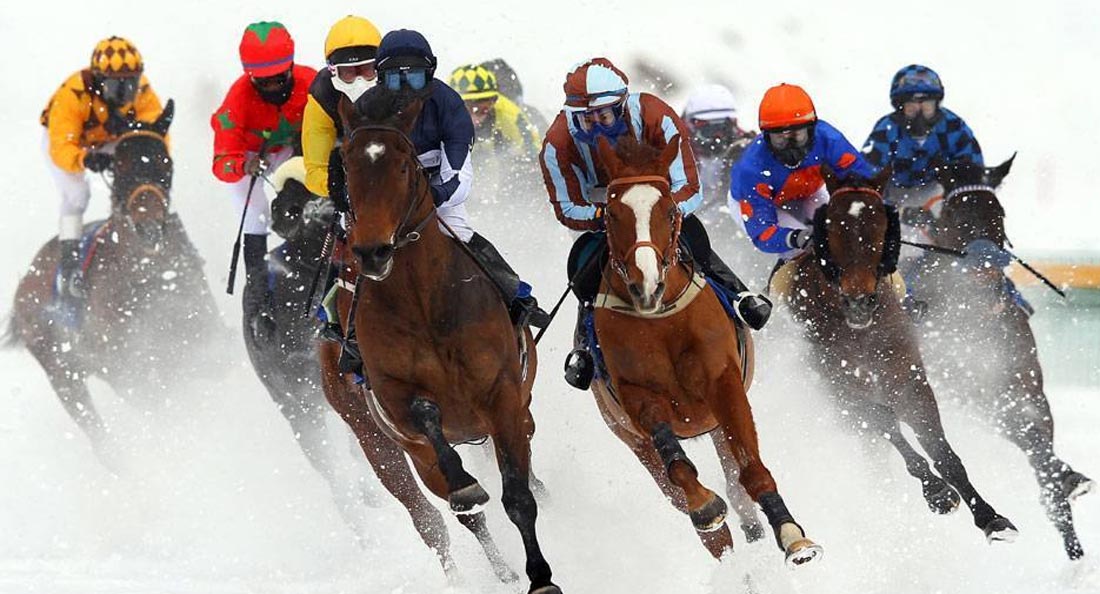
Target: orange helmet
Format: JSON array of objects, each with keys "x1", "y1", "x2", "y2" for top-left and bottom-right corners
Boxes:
[{"x1": 758, "y1": 83, "x2": 816, "y2": 130}]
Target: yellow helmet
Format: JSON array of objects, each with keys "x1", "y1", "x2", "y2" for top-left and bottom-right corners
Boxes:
[
  {"x1": 449, "y1": 64, "x2": 499, "y2": 101},
  {"x1": 324, "y1": 15, "x2": 382, "y2": 65},
  {"x1": 90, "y1": 36, "x2": 144, "y2": 77}
]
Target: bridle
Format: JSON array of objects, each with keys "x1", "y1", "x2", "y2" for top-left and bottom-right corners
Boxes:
[
  {"x1": 813, "y1": 185, "x2": 900, "y2": 285},
  {"x1": 604, "y1": 175, "x2": 682, "y2": 286},
  {"x1": 106, "y1": 130, "x2": 172, "y2": 226},
  {"x1": 343, "y1": 124, "x2": 436, "y2": 250}
]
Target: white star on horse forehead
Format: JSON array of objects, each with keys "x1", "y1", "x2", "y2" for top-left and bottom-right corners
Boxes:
[
  {"x1": 847, "y1": 200, "x2": 866, "y2": 217},
  {"x1": 364, "y1": 142, "x2": 386, "y2": 162}
]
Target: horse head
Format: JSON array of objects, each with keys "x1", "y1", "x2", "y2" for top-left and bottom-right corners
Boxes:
[
  {"x1": 337, "y1": 86, "x2": 431, "y2": 280},
  {"x1": 110, "y1": 99, "x2": 174, "y2": 252},
  {"x1": 595, "y1": 134, "x2": 683, "y2": 314},
  {"x1": 814, "y1": 164, "x2": 898, "y2": 329}
]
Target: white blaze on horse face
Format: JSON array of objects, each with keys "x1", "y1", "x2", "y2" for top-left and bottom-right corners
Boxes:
[
  {"x1": 365, "y1": 142, "x2": 385, "y2": 163},
  {"x1": 622, "y1": 185, "x2": 663, "y2": 299},
  {"x1": 847, "y1": 200, "x2": 866, "y2": 218}
]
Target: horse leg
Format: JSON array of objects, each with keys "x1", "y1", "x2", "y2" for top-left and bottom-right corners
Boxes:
[
  {"x1": 892, "y1": 374, "x2": 1017, "y2": 542},
  {"x1": 491, "y1": 405, "x2": 559, "y2": 594},
  {"x1": 455, "y1": 511, "x2": 520, "y2": 583},
  {"x1": 710, "y1": 429, "x2": 766, "y2": 543},
  {"x1": 408, "y1": 397, "x2": 489, "y2": 514},
  {"x1": 706, "y1": 366, "x2": 822, "y2": 567}
]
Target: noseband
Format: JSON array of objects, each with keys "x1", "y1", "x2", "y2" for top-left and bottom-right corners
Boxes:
[
  {"x1": 604, "y1": 175, "x2": 682, "y2": 286},
  {"x1": 344, "y1": 125, "x2": 436, "y2": 250}
]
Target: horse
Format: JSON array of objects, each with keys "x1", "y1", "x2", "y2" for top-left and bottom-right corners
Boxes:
[
  {"x1": 7, "y1": 100, "x2": 226, "y2": 466},
  {"x1": 318, "y1": 89, "x2": 559, "y2": 593},
  {"x1": 239, "y1": 158, "x2": 388, "y2": 541},
  {"x1": 583, "y1": 134, "x2": 822, "y2": 566},
  {"x1": 906, "y1": 156, "x2": 1093, "y2": 559},
  {"x1": 772, "y1": 165, "x2": 1018, "y2": 543}
]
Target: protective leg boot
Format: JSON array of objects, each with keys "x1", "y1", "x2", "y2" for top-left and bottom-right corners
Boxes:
[
  {"x1": 243, "y1": 234, "x2": 276, "y2": 344},
  {"x1": 467, "y1": 233, "x2": 550, "y2": 328},
  {"x1": 901, "y1": 294, "x2": 929, "y2": 322},
  {"x1": 563, "y1": 303, "x2": 595, "y2": 390},
  {"x1": 703, "y1": 251, "x2": 772, "y2": 331}
]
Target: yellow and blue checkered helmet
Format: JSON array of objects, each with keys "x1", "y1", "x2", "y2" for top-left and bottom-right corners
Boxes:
[
  {"x1": 90, "y1": 36, "x2": 144, "y2": 77},
  {"x1": 449, "y1": 64, "x2": 498, "y2": 101}
]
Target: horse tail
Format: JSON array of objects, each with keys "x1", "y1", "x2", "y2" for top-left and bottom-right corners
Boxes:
[{"x1": 0, "y1": 311, "x2": 20, "y2": 349}]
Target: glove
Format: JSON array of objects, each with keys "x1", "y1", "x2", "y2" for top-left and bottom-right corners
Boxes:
[
  {"x1": 789, "y1": 228, "x2": 812, "y2": 250},
  {"x1": 83, "y1": 151, "x2": 113, "y2": 173},
  {"x1": 244, "y1": 155, "x2": 269, "y2": 176},
  {"x1": 303, "y1": 197, "x2": 336, "y2": 227}
]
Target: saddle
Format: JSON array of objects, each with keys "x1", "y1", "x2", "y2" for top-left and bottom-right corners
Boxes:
[{"x1": 51, "y1": 220, "x2": 111, "y2": 328}]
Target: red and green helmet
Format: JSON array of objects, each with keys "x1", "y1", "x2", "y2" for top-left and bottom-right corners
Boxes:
[{"x1": 239, "y1": 21, "x2": 294, "y2": 78}]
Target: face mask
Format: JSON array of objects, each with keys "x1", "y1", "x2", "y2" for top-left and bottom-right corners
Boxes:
[
  {"x1": 569, "y1": 103, "x2": 628, "y2": 146},
  {"x1": 766, "y1": 125, "x2": 814, "y2": 167},
  {"x1": 251, "y1": 71, "x2": 294, "y2": 105},
  {"x1": 97, "y1": 76, "x2": 139, "y2": 106},
  {"x1": 332, "y1": 75, "x2": 372, "y2": 102}
]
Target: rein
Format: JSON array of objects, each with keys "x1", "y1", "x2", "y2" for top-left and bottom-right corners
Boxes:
[
  {"x1": 343, "y1": 125, "x2": 436, "y2": 252},
  {"x1": 604, "y1": 175, "x2": 682, "y2": 288}
]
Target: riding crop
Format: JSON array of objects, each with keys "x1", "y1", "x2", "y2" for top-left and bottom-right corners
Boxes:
[{"x1": 225, "y1": 142, "x2": 271, "y2": 295}]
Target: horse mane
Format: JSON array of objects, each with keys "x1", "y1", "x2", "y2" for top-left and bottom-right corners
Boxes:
[
  {"x1": 611, "y1": 135, "x2": 662, "y2": 170},
  {"x1": 812, "y1": 197, "x2": 901, "y2": 279},
  {"x1": 356, "y1": 84, "x2": 425, "y2": 126}
]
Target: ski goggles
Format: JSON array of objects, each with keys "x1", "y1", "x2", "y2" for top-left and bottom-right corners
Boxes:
[
  {"x1": 766, "y1": 125, "x2": 812, "y2": 150},
  {"x1": 328, "y1": 59, "x2": 376, "y2": 83},
  {"x1": 250, "y1": 69, "x2": 292, "y2": 91},
  {"x1": 381, "y1": 66, "x2": 430, "y2": 92},
  {"x1": 571, "y1": 102, "x2": 624, "y2": 132},
  {"x1": 900, "y1": 95, "x2": 938, "y2": 119},
  {"x1": 689, "y1": 118, "x2": 735, "y2": 140}
]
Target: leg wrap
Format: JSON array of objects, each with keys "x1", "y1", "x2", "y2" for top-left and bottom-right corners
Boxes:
[{"x1": 652, "y1": 423, "x2": 696, "y2": 475}]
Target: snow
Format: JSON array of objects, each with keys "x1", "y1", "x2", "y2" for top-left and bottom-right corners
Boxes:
[{"x1": 1, "y1": 1, "x2": 1098, "y2": 593}]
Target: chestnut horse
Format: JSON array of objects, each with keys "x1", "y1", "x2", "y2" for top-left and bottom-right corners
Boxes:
[
  {"x1": 907, "y1": 157, "x2": 1093, "y2": 559},
  {"x1": 7, "y1": 100, "x2": 225, "y2": 465},
  {"x1": 775, "y1": 166, "x2": 1018, "y2": 543},
  {"x1": 586, "y1": 134, "x2": 821, "y2": 566},
  {"x1": 318, "y1": 89, "x2": 559, "y2": 593}
]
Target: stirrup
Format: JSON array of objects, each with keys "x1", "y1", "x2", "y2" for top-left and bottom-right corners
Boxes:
[
  {"x1": 511, "y1": 296, "x2": 550, "y2": 329},
  {"x1": 734, "y1": 291, "x2": 772, "y2": 331},
  {"x1": 563, "y1": 349, "x2": 594, "y2": 390}
]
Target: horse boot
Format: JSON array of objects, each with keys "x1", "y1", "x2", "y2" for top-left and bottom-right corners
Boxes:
[
  {"x1": 243, "y1": 234, "x2": 276, "y2": 344},
  {"x1": 466, "y1": 233, "x2": 550, "y2": 329},
  {"x1": 563, "y1": 302, "x2": 595, "y2": 390},
  {"x1": 702, "y1": 251, "x2": 772, "y2": 331},
  {"x1": 56, "y1": 238, "x2": 86, "y2": 328}
]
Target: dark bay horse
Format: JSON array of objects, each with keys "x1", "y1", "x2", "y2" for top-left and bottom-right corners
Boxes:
[
  {"x1": 318, "y1": 90, "x2": 558, "y2": 593},
  {"x1": 774, "y1": 165, "x2": 1018, "y2": 543},
  {"x1": 586, "y1": 134, "x2": 821, "y2": 566},
  {"x1": 908, "y1": 157, "x2": 1093, "y2": 559},
  {"x1": 8, "y1": 100, "x2": 225, "y2": 465}
]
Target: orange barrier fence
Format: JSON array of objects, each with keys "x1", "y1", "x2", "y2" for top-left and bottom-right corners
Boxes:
[{"x1": 1009, "y1": 262, "x2": 1100, "y2": 289}]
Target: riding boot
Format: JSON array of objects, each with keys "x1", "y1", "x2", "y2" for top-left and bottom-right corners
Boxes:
[
  {"x1": 701, "y1": 250, "x2": 772, "y2": 331},
  {"x1": 243, "y1": 234, "x2": 276, "y2": 344},
  {"x1": 56, "y1": 238, "x2": 86, "y2": 326},
  {"x1": 466, "y1": 232, "x2": 550, "y2": 328},
  {"x1": 563, "y1": 302, "x2": 595, "y2": 390}
]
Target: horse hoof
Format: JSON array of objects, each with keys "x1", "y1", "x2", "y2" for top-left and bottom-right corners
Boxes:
[
  {"x1": 784, "y1": 538, "x2": 824, "y2": 568},
  {"x1": 1064, "y1": 472, "x2": 1095, "y2": 501},
  {"x1": 983, "y1": 516, "x2": 1019, "y2": 544},
  {"x1": 923, "y1": 481, "x2": 961, "y2": 515},
  {"x1": 690, "y1": 495, "x2": 729, "y2": 533},
  {"x1": 742, "y1": 521, "x2": 766, "y2": 543},
  {"x1": 449, "y1": 483, "x2": 490, "y2": 515},
  {"x1": 529, "y1": 583, "x2": 563, "y2": 594}
]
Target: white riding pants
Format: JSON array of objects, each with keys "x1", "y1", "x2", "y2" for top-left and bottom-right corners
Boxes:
[
  {"x1": 42, "y1": 131, "x2": 94, "y2": 241},
  {"x1": 229, "y1": 147, "x2": 293, "y2": 236}
]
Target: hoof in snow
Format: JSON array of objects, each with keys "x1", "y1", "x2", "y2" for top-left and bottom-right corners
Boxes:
[
  {"x1": 984, "y1": 516, "x2": 1019, "y2": 544},
  {"x1": 742, "y1": 521, "x2": 766, "y2": 543},
  {"x1": 784, "y1": 538, "x2": 824, "y2": 568},
  {"x1": 1065, "y1": 472, "x2": 1095, "y2": 501},
  {"x1": 923, "y1": 481, "x2": 961, "y2": 515},
  {"x1": 449, "y1": 483, "x2": 490, "y2": 515},
  {"x1": 690, "y1": 495, "x2": 729, "y2": 533}
]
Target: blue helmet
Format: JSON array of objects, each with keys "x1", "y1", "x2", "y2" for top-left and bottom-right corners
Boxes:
[
  {"x1": 890, "y1": 64, "x2": 944, "y2": 107},
  {"x1": 377, "y1": 29, "x2": 437, "y2": 73}
]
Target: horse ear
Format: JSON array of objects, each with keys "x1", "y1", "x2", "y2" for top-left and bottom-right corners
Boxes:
[
  {"x1": 984, "y1": 152, "x2": 1016, "y2": 188},
  {"x1": 870, "y1": 163, "x2": 893, "y2": 194},
  {"x1": 821, "y1": 162, "x2": 841, "y2": 195},
  {"x1": 153, "y1": 99, "x2": 174, "y2": 136},
  {"x1": 595, "y1": 136, "x2": 622, "y2": 178},
  {"x1": 337, "y1": 96, "x2": 365, "y2": 133},
  {"x1": 657, "y1": 134, "x2": 682, "y2": 172}
]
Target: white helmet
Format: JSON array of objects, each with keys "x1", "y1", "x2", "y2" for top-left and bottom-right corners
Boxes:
[{"x1": 683, "y1": 84, "x2": 738, "y2": 123}]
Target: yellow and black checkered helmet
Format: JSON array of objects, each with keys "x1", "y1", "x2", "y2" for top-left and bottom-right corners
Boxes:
[
  {"x1": 449, "y1": 64, "x2": 499, "y2": 101},
  {"x1": 90, "y1": 36, "x2": 144, "y2": 77}
]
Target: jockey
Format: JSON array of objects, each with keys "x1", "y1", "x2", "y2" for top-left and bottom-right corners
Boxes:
[
  {"x1": 301, "y1": 15, "x2": 383, "y2": 204},
  {"x1": 681, "y1": 84, "x2": 756, "y2": 216},
  {"x1": 479, "y1": 58, "x2": 550, "y2": 132},
  {"x1": 448, "y1": 63, "x2": 541, "y2": 162},
  {"x1": 730, "y1": 83, "x2": 874, "y2": 258},
  {"x1": 357, "y1": 29, "x2": 548, "y2": 328},
  {"x1": 210, "y1": 21, "x2": 317, "y2": 342},
  {"x1": 41, "y1": 36, "x2": 164, "y2": 303},
  {"x1": 863, "y1": 64, "x2": 983, "y2": 212},
  {"x1": 540, "y1": 58, "x2": 772, "y2": 390}
]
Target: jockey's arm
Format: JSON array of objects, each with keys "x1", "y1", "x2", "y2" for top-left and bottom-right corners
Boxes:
[
  {"x1": 46, "y1": 85, "x2": 92, "y2": 174},
  {"x1": 132, "y1": 76, "x2": 164, "y2": 129},
  {"x1": 861, "y1": 114, "x2": 894, "y2": 172},
  {"x1": 302, "y1": 95, "x2": 336, "y2": 197},
  {"x1": 646, "y1": 95, "x2": 702, "y2": 217},
  {"x1": 210, "y1": 102, "x2": 253, "y2": 183},
  {"x1": 539, "y1": 124, "x2": 601, "y2": 232},
  {"x1": 430, "y1": 95, "x2": 476, "y2": 207},
  {"x1": 738, "y1": 192, "x2": 802, "y2": 254}
]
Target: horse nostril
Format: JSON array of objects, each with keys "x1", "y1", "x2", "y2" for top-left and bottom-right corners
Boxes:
[
  {"x1": 627, "y1": 284, "x2": 642, "y2": 299},
  {"x1": 353, "y1": 243, "x2": 395, "y2": 266}
]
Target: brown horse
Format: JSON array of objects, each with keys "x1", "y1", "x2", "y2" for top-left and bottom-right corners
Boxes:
[
  {"x1": 907, "y1": 156, "x2": 1093, "y2": 559},
  {"x1": 317, "y1": 89, "x2": 559, "y2": 593},
  {"x1": 774, "y1": 165, "x2": 1018, "y2": 543},
  {"x1": 7, "y1": 100, "x2": 225, "y2": 466},
  {"x1": 584, "y1": 134, "x2": 821, "y2": 566}
]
